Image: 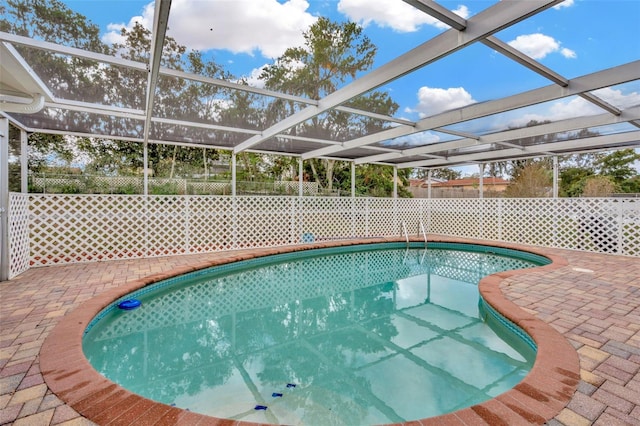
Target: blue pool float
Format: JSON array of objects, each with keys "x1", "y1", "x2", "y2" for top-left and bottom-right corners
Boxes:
[{"x1": 118, "y1": 299, "x2": 141, "y2": 310}]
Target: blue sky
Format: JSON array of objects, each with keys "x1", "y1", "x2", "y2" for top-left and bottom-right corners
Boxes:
[{"x1": 61, "y1": 0, "x2": 639, "y2": 174}]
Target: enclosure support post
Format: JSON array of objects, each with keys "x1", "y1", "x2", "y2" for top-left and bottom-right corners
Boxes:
[
  {"x1": 393, "y1": 166, "x2": 398, "y2": 199},
  {"x1": 0, "y1": 118, "x2": 9, "y2": 281},
  {"x1": 427, "y1": 169, "x2": 432, "y2": 199},
  {"x1": 143, "y1": 142, "x2": 148, "y2": 196},
  {"x1": 553, "y1": 156, "x2": 559, "y2": 198},
  {"x1": 298, "y1": 157, "x2": 303, "y2": 197},
  {"x1": 20, "y1": 129, "x2": 28, "y2": 193},
  {"x1": 351, "y1": 161, "x2": 356, "y2": 237},
  {"x1": 479, "y1": 163, "x2": 484, "y2": 199},
  {"x1": 231, "y1": 153, "x2": 237, "y2": 197},
  {"x1": 351, "y1": 162, "x2": 355, "y2": 198}
]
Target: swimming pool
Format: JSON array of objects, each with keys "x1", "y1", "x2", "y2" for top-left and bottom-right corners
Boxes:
[{"x1": 82, "y1": 242, "x2": 549, "y2": 425}]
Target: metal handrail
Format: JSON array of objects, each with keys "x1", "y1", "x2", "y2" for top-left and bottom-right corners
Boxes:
[
  {"x1": 419, "y1": 220, "x2": 428, "y2": 246},
  {"x1": 401, "y1": 221, "x2": 409, "y2": 245}
]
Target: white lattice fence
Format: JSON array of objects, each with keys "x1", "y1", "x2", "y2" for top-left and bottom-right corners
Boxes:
[
  {"x1": 147, "y1": 197, "x2": 188, "y2": 256},
  {"x1": 9, "y1": 195, "x2": 640, "y2": 271},
  {"x1": 188, "y1": 181, "x2": 230, "y2": 195},
  {"x1": 299, "y1": 197, "x2": 355, "y2": 241},
  {"x1": 8, "y1": 193, "x2": 30, "y2": 278},
  {"x1": 427, "y1": 198, "x2": 640, "y2": 256},
  {"x1": 429, "y1": 198, "x2": 485, "y2": 239},
  {"x1": 368, "y1": 198, "x2": 400, "y2": 237},
  {"x1": 29, "y1": 195, "x2": 151, "y2": 264},
  {"x1": 234, "y1": 197, "x2": 297, "y2": 248},
  {"x1": 500, "y1": 198, "x2": 560, "y2": 247},
  {"x1": 397, "y1": 198, "x2": 425, "y2": 237},
  {"x1": 186, "y1": 196, "x2": 233, "y2": 252},
  {"x1": 622, "y1": 199, "x2": 640, "y2": 256}
]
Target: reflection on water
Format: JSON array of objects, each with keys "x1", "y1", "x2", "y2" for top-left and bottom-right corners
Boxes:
[{"x1": 83, "y1": 248, "x2": 538, "y2": 425}]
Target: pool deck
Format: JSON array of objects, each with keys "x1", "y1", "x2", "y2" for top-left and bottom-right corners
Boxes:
[{"x1": 1, "y1": 236, "x2": 639, "y2": 425}]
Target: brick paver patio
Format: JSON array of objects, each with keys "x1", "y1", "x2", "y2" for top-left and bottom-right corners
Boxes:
[{"x1": 1, "y1": 237, "x2": 639, "y2": 425}]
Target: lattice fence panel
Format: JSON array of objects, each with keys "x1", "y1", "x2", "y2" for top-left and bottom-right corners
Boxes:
[
  {"x1": 499, "y1": 199, "x2": 559, "y2": 247},
  {"x1": 234, "y1": 197, "x2": 297, "y2": 248},
  {"x1": 396, "y1": 198, "x2": 425, "y2": 238},
  {"x1": 188, "y1": 182, "x2": 230, "y2": 195},
  {"x1": 478, "y1": 199, "x2": 501, "y2": 241},
  {"x1": 29, "y1": 194, "x2": 150, "y2": 264},
  {"x1": 565, "y1": 198, "x2": 625, "y2": 255},
  {"x1": 299, "y1": 197, "x2": 354, "y2": 241},
  {"x1": 8, "y1": 193, "x2": 31, "y2": 278},
  {"x1": 19, "y1": 195, "x2": 640, "y2": 271},
  {"x1": 429, "y1": 199, "x2": 483, "y2": 239},
  {"x1": 622, "y1": 199, "x2": 640, "y2": 256},
  {"x1": 352, "y1": 198, "x2": 371, "y2": 237},
  {"x1": 186, "y1": 196, "x2": 234, "y2": 252},
  {"x1": 147, "y1": 196, "x2": 187, "y2": 256},
  {"x1": 368, "y1": 198, "x2": 399, "y2": 236}
]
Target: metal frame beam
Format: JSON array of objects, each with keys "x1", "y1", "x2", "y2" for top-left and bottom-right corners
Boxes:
[
  {"x1": 142, "y1": 0, "x2": 172, "y2": 144},
  {"x1": 236, "y1": 0, "x2": 562, "y2": 154},
  {"x1": 1, "y1": 33, "x2": 412, "y2": 131},
  {"x1": 313, "y1": 61, "x2": 640, "y2": 160},
  {"x1": 402, "y1": 0, "x2": 467, "y2": 30},
  {"x1": 370, "y1": 105, "x2": 640, "y2": 166},
  {"x1": 398, "y1": 131, "x2": 640, "y2": 168}
]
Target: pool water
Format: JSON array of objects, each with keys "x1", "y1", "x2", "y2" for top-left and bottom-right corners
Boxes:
[{"x1": 83, "y1": 244, "x2": 546, "y2": 425}]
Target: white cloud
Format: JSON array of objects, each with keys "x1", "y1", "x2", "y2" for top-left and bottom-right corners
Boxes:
[
  {"x1": 500, "y1": 87, "x2": 640, "y2": 130},
  {"x1": 102, "y1": 0, "x2": 317, "y2": 59},
  {"x1": 337, "y1": 0, "x2": 469, "y2": 32},
  {"x1": 507, "y1": 33, "x2": 557, "y2": 59},
  {"x1": 553, "y1": 0, "x2": 574, "y2": 10},
  {"x1": 560, "y1": 47, "x2": 577, "y2": 59},
  {"x1": 507, "y1": 33, "x2": 576, "y2": 60},
  {"x1": 243, "y1": 66, "x2": 268, "y2": 89},
  {"x1": 593, "y1": 87, "x2": 640, "y2": 109},
  {"x1": 508, "y1": 98, "x2": 602, "y2": 128},
  {"x1": 384, "y1": 131, "x2": 441, "y2": 147},
  {"x1": 411, "y1": 86, "x2": 476, "y2": 118},
  {"x1": 102, "y1": 2, "x2": 155, "y2": 45}
]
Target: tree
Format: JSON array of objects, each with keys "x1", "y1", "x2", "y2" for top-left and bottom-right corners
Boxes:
[
  {"x1": 3, "y1": 0, "x2": 234, "y2": 181},
  {"x1": 504, "y1": 162, "x2": 552, "y2": 197},
  {"x1": 412, "y1": 168, "x2": 461, "y2": 181},
  {"x1": 1, "y1": 0, "x2": 111, "y2": 103},
  {"x1": 260, "y1": 18, "x2": 401, "y2": 195},
  {"x1": 582, "y1": 175, "x2": 618, "y2": 197},
  {"x1": 559, "y1": 149, "x2": 640, "y2": 196},
  {"x1": 559, "y1": 167, "x2": 594, "y2": 197},
  {"x1": 595, "y1": 149, "x2": 640, "y2": 184},
  {"x1": 353, "y1": 165, "x2": 411, "y2": 197}
]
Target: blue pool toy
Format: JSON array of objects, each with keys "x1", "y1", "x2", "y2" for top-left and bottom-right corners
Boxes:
[
  {"x1": 272, "y1": 392, "x2": 283, "y2": 397},
  {"x1": 255, "y1": 405, "x2": 268, "y2": 411},
  {"x1": 118, "y1": 299, "x2": 141, "y2": 310}
]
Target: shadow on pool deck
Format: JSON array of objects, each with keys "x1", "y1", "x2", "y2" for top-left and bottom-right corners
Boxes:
[{"x1": 1, "y1": 236, "x2": 639, "y2": 425}]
